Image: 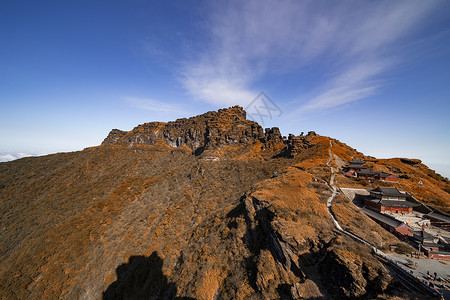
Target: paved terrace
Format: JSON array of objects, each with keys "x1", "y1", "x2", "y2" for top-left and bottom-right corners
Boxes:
[
  {"x1": 384, "y1": 212, "x2": 450, "y2": 241},
  {"x1": 340, "y1": 188, "x2": 370, "y2": 204},
  {"x1": 386, "y1": 253, "x2": 450, "y2": 297}
]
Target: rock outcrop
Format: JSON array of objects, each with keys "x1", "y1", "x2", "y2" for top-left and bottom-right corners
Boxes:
[
  {"x1": 275, "y1": 134, "x2": 311, "y2": 158},
  {"x1": 264, "y1": 127, "x2": 283, "y2": 144},
  {"x1": 102, "y1": 106, "x2": 313, "y2": 157},
  {"x1": 103, "y1": 106, "x2": 271, "y2": 155}
]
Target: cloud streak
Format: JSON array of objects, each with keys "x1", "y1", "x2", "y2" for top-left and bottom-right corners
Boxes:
[
  {"x1": 180, "y1": 0, "x2": 442, "y2": 112},
  {"x1": 126, "y1": 97, "x2": 190, "y2": 115}
]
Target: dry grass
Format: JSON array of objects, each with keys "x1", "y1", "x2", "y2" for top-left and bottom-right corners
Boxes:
[
  {"x1": 330, "y1": 139, "x2": 450, "y2": 214},
  {"x1": 0, "y1": 144, "x2": 292, "y2": 299}
]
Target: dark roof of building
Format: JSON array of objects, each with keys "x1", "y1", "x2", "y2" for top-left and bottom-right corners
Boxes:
[
  {"x1": 379, "y1": 200, "x2": 418, "y2": 207},
  {"x1": 347, "y1": 163, "x2": 367, "y2": 168},
  {"x1": 360, "y1": 207, "x2": 403, "y2": 228},
  {"x1": 365, "y1": 198, "x2": 418, "y2": 208},
  {"x1": 426, "y1": 250, "x2": 450, "y2": 255},
  {"x1": 375, "y1": 172, "x2": 392, "y2": 178},
  {"x1": 422, "y1": 242, "x2": 441, "y2": 248},
  {"x1": 347, "y1": 165, "x2": 367, "y2": 170},
  {"x1": 412, "y1": 230, "x2": 438, "y2": 241},
  {"x1": 349, "y1": 159, "x2": 365, "y2": 164},
  {"x1": 370, "y1": 186, "x2": 405, "y2": 197},
  {"x1": 426, "y1": 212, "x2": 450, "y2": 223},
  {"x1": 357, "y1": 169, "x2": 375, "y2": 176}
]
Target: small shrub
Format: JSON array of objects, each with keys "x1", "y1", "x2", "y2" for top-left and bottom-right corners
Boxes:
[{"x1": 394, "y1": 243, "x2": 413, "y2": 255}]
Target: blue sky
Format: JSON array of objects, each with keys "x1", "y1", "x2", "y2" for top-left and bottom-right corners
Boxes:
[{"x1": 1, "y1": 0, "x2": 449, "y2": 178}]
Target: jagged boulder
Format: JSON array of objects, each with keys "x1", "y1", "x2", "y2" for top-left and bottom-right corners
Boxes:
[
  {"x1": 264, "y1": 127, "x2": 282, "y2": 144},
  {"x1": 276, "y1": 134, "x2": 311, "y2": 158}
]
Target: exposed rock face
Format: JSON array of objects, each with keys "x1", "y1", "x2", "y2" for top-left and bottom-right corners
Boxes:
[
  {"x1": 400, "y1": 158, "x2": 422, "y2": 166},
  {"x1": 287, "y1": 134, "x2": 310, "y2": 155},
  {"x1": 276, "y1": 134, "x2": 311, "y2": 158},
  {"x1": 103, "y1": 106, "x2": 269, "y2": 155},
  {"x1": 264, "y1": 127, "x2": 283, "y2": 144},
  {"x1": 102, "y1": 106, "x2": 313, "y2": 158},
  {"x1": 103, "y1": 129, "x2": 127, "y2": 143}
]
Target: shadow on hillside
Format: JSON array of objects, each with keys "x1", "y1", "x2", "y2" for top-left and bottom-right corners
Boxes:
[{"x1": 103, "y1": 251, "x2": 195, "y2": 300}]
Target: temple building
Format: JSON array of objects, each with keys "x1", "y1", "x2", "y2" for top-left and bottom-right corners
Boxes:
[
  {"x1": 360, "y1": 207, "x2": 412, "y2": 239},
  {"x1": 364, "y1": 187, "x2": 418, "y2": 214},
  {"x1": 345, "y1": 159, "x2": 368, "y2": 172},
  {"x1": 343, "y1": 159, "x2": 397, "y2": 181}
]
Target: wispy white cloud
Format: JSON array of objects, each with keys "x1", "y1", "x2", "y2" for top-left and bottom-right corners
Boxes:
[
  {"x1": 180, "y1": 68, "x2": 256, "y2": 106},
  {"x1": 126, "y1": 97, "x2": 190, "y2": 115},
  {"x1": 180, "y1": 0, "x2": 442, "y2": 112},
  {"x1": 295, "y1": 59, "x2": 390, "y2": 113}
]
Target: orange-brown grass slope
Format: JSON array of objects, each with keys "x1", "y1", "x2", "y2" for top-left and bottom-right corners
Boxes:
[
  {"x1": 373, "y1": 158, "x2": 450, "y2": 213},
  {"x1": 229, "y1": 164, "x2": 406, "y2": 299},
  {"x1": 0, "y1": 144, "x2": 291, "y2": 299},
  {"x1": 0, "y1": 133, "x2": 433, "y2": 300},
  {"x1": 169, "y1": 163, "x2": 399, "y2": 299},
  {"x1": 330, "y1": 139, "x2": 450, "y2": 212}
]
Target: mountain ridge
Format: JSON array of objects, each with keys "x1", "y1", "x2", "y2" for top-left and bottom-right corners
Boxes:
[
  {"x1": 0, "y1": 106, "x2": 448, "y2": 299},
  {"x1": 102, "y1": 105, "x2": 316, "y2": 159}
]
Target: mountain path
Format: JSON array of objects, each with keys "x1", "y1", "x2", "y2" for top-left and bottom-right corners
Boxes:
[
  {"x1": 326, "y1": 139, "x2": 384, "y2": 245},
  {"x1": 325, "y1": 139, "x2": 443, "y2": 299}
]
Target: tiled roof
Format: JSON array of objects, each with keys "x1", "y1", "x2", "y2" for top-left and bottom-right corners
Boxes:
[
  {"x1": 366, "y1": 198, "x2": 417, "y2": 208},
  {"x1": 378, "y1": 200, "x2": 418, "y2": 208},
  {"x1": 347, "y1": 164, "x2": 368, "y2": 169},
  {"x1": 426, "y1": 212, "x2": 450, "y2": 223},
  {"x1": 361, "y1": 207, "x2": 403, "y2": 228},
  {"x1": 412, "y1": 230, "x2": 437, "y2": 241},
  {"x1": 422, "y1": 242, "x2": 440, "y2": 248},
  {"x1": 350, "y1": 159, "x2": 365, "y2": 164},
  {"x1": 371, "y1": 186, "x2": 404, "y2": 197},
  {"x1": 357, "y1": 169, "x2": 375, "y2": 176},
  {"x1": 376, "y1": 172, "x2": 392, "y2": 178}
]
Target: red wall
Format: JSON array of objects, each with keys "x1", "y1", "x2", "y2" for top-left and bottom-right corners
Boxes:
[
  {"x1": 427, "y1": 252, "x2": 450, "y2": 260},
  {"x1": 364, "y1": 200, "x2": 412, "y2": 214},
  {"x1": 380, "y1": 206, "x2": 412, "y2": 214}
]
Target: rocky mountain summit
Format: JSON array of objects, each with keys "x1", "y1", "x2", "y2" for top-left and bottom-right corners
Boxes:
[
  {"x1": 0, "y1": 106, "x2": 448, "y2": 299},
  {"x1": 102, "y1": 106, "x2": 312, "y2": 157},
  {"x1": 103, "y1": 106, "x2": 272, "y2": 152}
]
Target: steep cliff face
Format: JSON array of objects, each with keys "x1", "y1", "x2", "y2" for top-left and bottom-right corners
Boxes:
[
  {"x1": 1, "y1": 106, "x2": 447, "y2": 299},
  {"x1": 102, "y1": 106, "x2": 285, "y2": 156}
]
